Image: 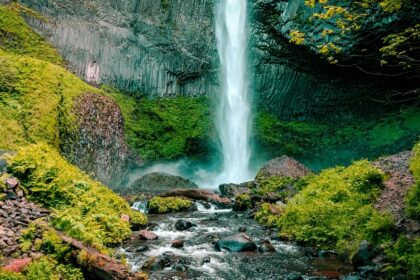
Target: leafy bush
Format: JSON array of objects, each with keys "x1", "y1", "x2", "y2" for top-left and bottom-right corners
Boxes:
[
  {"x1": 255, "y1": 203, "x2": 284, "y2": 228},
  {"x1": 7, "y1": 143, "x2": 147, "y2": 252},
  {"x1": 275, "y1": 161, "x2": 393, "y2": 255},
  {"x1": 384, "y1": 236, "x2": 420, "y2": 279},
  {"x1": 234, "y1": 194, "x2": 253, "y2": 211},
  {"x1": 407, "y1": 141, "x2": 420, "y2": 219},
  {"x1": 105, "y1": 86, "x2": 214, "y2": 161},
  {"x1": 148, "y1": 196, "x2": 193, "y2": 214}
]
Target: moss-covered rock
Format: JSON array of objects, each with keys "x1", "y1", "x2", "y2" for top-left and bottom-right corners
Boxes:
[
  {"x1": 148, "y1": 196, "x2": 193, "y2": 214},
  {"x1": 234, "y1": 194, "x2": 253, "y2": 211},
  {"x1": 6, "y1": 143, "x2": 147, "y2": 252},
  {"x1": 106, "y1": 87, "x2": 214, "y2": 162}
]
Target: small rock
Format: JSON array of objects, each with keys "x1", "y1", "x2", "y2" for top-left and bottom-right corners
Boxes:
[
  {"x1": 139, "y1": 230, "x2": 158, "y2": 240},
  {"x1": 5, "y1": 178, "x2": 19, "y2": 189},
  {"x1": 201, "y1": 257, "x2": 211, "y2": 265},
  {"x1": 351, "y1": 240, "x2": 376, "y2": 267},
  {"x1": 3, "y1": 258, "x2": 32, "y2": 273},
  {"x1": 238, "y1": 227, "x2": 247, "y2": 233},
  {"x1": 142, "y1": 256, "x2": 156, "y2": 270},
  {"x1": 258, "y1": 239, "x2": 276, "y2": 253},
  {"x1": 318, "y1": 250, "x2": 330, "y2": 258},
  {"x1": 175, "y1": 219, "x2": 196, "y2": 231},
  {"x1": 171, "y1": 240, "x2": 184, "y2": 248}
]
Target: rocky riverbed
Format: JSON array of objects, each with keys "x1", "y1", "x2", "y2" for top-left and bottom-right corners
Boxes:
[{"x1": 121, "y1": 202, "x2": 355, "y2": 280}]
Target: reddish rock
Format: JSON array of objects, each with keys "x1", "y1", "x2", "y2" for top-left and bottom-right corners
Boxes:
[
  {"x1": 5, "y1": 177, "x2": 19, "y2": 189},
  {"x1": 171, "y1": 240, "x2": 184, "y2": 248},
  {"x1": 256, "y1": 156, "x2": 311, "y2": 180},
  {"x1": 3, "y1": 258, "x2": 32, "y2": 273},
  {"x1": 139, "y1": 230, "x2": 158, "y2": 240},
  {"x1": 121, "y1": 214, "x2": 130, "y2": 222}
]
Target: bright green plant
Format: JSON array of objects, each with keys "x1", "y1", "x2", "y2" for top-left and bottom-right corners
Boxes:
[
  {"x1": 234, "y1": 194, "x2": 253, "y2": 211},
  {"x1": 384, "y1": 236, "x2": 420, "y2": 279},
  {"x1": 255, "y1": 203, "x2": 284, "y2": 228},
  {"x1": 7, "y1": 143, "x2": 147, "y2": 252},
  {"x1": 148, "y1": 196, "x2": 193, "y2": 213},
  {"x1": 406, "y1": 141, "x2": 420, "y2": 219},
  {"x1": 275, "y1": 161, "x2": 393, "y2": 256}
]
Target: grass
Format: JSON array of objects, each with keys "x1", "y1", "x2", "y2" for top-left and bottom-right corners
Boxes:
[{"x1": 6, "y1": 143, "x2": 147, "y2": 253}]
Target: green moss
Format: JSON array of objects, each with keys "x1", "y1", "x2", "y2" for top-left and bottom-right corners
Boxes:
[
  {"x1": 255, "y1": 108, "x2": 420, "y2": 168},
  {"x1": 0, "y1": 5, "x2": 63, "y2": 64},
  {"x1": 7, "y1": 143, "x2": 147, "y2": 252},
  {"x1": 255, "y1": 203, "x2": 284, "y2": 228},
  {"x1": 149, "y1": 196, "x2": 193, "y2": 214},
  {"x1": 0, "y1": 51, "x2": 101, "y2": 151},
  {"x1": 406, "y1": 141, "x2": 420, "y2": 220},
  {"x1": 267, "y1": 161, "x2": 392, "y2": 257},
  {"x1": 0, "y1": 270, "x2": 25, "y2": 280},
  {"x1": 234, "y1": 194, "x2": 253, "y2": 211},
  {"x1": 105, "y1": 86, "x2": 213, "y2": 161}
]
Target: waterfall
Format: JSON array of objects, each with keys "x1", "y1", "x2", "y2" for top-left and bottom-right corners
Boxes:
[{"x1": 215, "y1": 0, "x2": 252, "y2": 184}]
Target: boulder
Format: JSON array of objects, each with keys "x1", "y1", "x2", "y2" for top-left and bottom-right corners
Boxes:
[
  {"x1": 139, "y1": 230, "x2": 158, "y2": 240},
  {"x1": 219, "y1": 183, "x2": 250, "y2": 197},
  {"x1": 171, "y1": 240, "x2": 184, "y2": 248},
  {"x1": 256, "y1": 156, "x2": 311, "y2": 180},
  {"x1": 215, "y1": 233, "x2": 257, "y2": 252},
  {"x1": 175, "y1": 219, "x2": 196, "y2": 231},
  {"x1": 351, "y1": 240, "x2": 376, "y2": 267},
  {"x1": 126, "y1": 173, "x2": 198, "y2": 195},
  {"x1": 3, "y1": 258, "x2": 32, "y2": 273},
  {"x1": 257, "y1": 240, "x2": 276, "y2": 253}
]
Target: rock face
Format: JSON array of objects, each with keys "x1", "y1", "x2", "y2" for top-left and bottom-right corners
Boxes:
[
  {"x1": 215, "y1": 233, "x2": 257, "y2": 252},
  {"x1": 15, "y1": 0, "x2": 397, "y2": 123},
  {"x1": 61, "y1": 93, "x2": 129, "y2": 187},
  {"x1": 256, "y1": 156, "x2": 311, "y2": 180},
  {"x1": 18, "y1": 0, "x2": 218, "y2": 97},
  {"x1": 125, "y1": 172, "x2": 198, "y2": 195}
]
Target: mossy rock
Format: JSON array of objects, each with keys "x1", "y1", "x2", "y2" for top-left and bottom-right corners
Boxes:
[
  {"x1": 148, "y1": 196, "x2": 194, "y2": 214},
  {"x1": 124, "y1": 172, "x2": 198, "y2": 196}
]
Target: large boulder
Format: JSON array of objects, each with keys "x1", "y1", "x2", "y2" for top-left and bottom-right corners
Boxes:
[
  {"x1": 219, "y1": 182, "x2": 251, "y2": 197},
  {"x1": 125, "y1": 172, "x2": 198, "y2": 195},
  {"x1": 256, "y1": 156, "x2": 311, "y2": 180},
  {"x1": 215, "y1": 233, "x2": 257, "y2": 252}
]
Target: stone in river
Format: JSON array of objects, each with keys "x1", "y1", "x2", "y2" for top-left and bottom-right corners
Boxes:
[
  {"x1": 139, "y1": 230, "x2": 158, "y2": 240},
  {"x1": 215, "y1": 233, "x2": 257, "y2": 252}
]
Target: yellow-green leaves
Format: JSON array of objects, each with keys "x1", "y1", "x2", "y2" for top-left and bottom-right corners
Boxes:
[{"x1": 289, "y1": 30, "x2": 305, "y2": 45}]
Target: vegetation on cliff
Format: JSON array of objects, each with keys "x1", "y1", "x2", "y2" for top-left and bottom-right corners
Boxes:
[
  {"x1": 106, "y1": 87, "x2": 213, "y2": 162},
  {"x1": 6, "y1": 144, "x2": 147, "y2": 252},
  {"x1": 148, "y1": 196, "x2": 193, "y2": 214}
]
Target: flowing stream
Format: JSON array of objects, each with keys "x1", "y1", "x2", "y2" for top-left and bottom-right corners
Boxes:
[{"x1": 214, "y1": 0, "x2": 252, "y2": 184}]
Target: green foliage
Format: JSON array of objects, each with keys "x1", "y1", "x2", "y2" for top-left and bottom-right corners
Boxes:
[
  {"x1": 384, "y1": 236, "x2": 420, "y2": 279},
  {"x1": 234, "y1": 194, "x2": 252, "y2": 211},
  {"x1": 406, "y1": 141, "x2": 420, "y2": 219},
  {"x1": 255, "y1": 203, "x2": 284, "y2": 228},
  {"x1": 0, "y1": 257, "x2": 83, "y2": 280},
  {"x1": 255, "y1": 109, "x2": 420, "y2": 168},
  {"x1": 149, "y1": 196, "x2": 193, "y2": 214},
  {"x1": 273, "y1": 161, "x2": 393, "y2": 256},
  {"x1": 252, "y1": 172, "x2": 307, "y2": 199},
  {"x1": 7, "y1": 143, "x2": 147, "y2": 252},
  {"x1": 0, "y1": 51, "x2": 100, "y2": 151},
  {"x1": 0, "y1": 5, "x2": 63, "y2": 64},
  {"x1": 105, "y1": 87, "x2": 213, "y2": 161}
]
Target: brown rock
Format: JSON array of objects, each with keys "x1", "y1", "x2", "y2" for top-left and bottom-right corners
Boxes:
[
  {"x1": 139, "y1": 230, "x2": 158, "y2": 240},
  {"x1": 3, "y1": 258, "x2": 32, "y2": 273},
  {"x1": 121, "y1": 214, "x2": 130, "y2": 222},
  {"x1": 171, "y1": 240, "x2": 184, "y2": 248},
  {"x1": 5, "y1": 177, "x2": 19, "y2": 189},
  {"x1": 256, "y1": 156, "x2": 311, "y2": 180}
]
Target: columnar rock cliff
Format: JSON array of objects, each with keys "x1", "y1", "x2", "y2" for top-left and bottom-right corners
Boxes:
[{"x1": 12, "y1": 0, "x2": 407, "y2": 121}]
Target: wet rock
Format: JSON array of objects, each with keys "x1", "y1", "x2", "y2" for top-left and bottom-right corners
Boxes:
[
  {"x1": 219, "y1": 183, "x2": 250, "y2": 197},
  {"x1": 147, "y1": 222, "x2": 160, "y2": 231},
  {"x1": 341, "y1": 276, "x2": 361, "y2": 280},
  {"x1": 318, "y1": 250, "x2": 331, "y2": 258},
  {"x1": 161, "y1": 189, "x2": 232, "y2": 207},
  {"x1": 142, "y1": 257, "x2": 157, "y2": 270},
  {"x1": 139, "y1": 230, "x2": 158, "y2": 240},
  {"x1": 351, "y1": 240, "x2": 376, "y2": 267},
  {"x1": 215, "y1": 233, "x2": 257, "y2": 252},
  {"x1": 126, "y1": 172, "x2": 198, "y2": 196},
  {"x1": 6, "y1": 177, "x2": 19, "y2": 189},
  {"x1": 135, "y1": 245, "x2": 150, "y2": 253},
  {"x1": 258, "y1": 240, "x2": 276, "y2": 253},
  {"x1": 286, "y1": 273, "x2": 304, "y2": 280},
  {"x1": 171, "y1": 240, "x2": 184, "y2": 248},
  {"x1": 201, "y1": 257, "x2": 211, "y2": 265},
  {"x1": 175, "y1": 219, "x2": 196, "y2": 231},
  {"x1": 239, "y1": 227, "x2": 247, "y2": 233},
  {"x1": 256, "y1": 156, "x2": 311, "y2": 180}
]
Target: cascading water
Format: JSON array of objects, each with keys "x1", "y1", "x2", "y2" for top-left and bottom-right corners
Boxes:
[{"x1": 215, "y1": 0, "x2": 252, "y2": 184}]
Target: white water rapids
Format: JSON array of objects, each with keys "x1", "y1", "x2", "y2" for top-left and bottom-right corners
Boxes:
[{"x1": 214, "y1": 0, "x2": 252, "y2": 184}]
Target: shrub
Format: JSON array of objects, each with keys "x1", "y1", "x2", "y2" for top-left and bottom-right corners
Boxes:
[
  {"x1": 384, "y1": 236, "x2": 420, "y2": 279},
  {"x1": 406, "y1": 141, "x2": 420, "y2": 220},
  {"x1": 255, "y1": 203, "x2": 284, "y2": 228},
  {"x1": 148, "y1": 196, "x2": 193, "y2": 214},
  {"x1": 7, "y1": 143, "x2": 147, "y2": 252},
  {"x1": 275, "y1": 161, "x2": 392, "y2": 255},
  {"x1": 234, "y1": 194, "x2": 253, "y2": 211}
]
